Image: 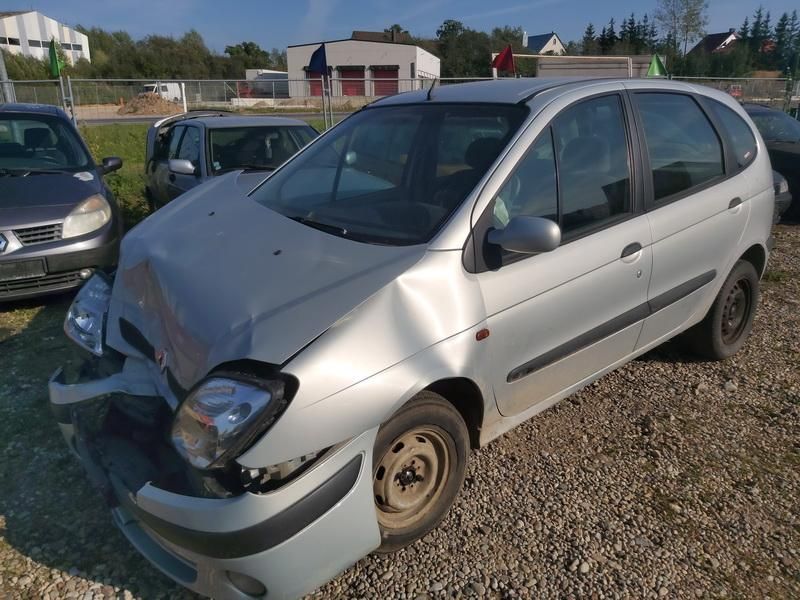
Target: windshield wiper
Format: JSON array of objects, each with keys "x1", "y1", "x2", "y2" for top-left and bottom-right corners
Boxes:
[
  {"x1": 288, "y1": 215, "x2": 349, "y2": 237},
  {"x1": 24, "y1": 168, "x2": 74, "y2": 175},
  {"x1": 217, "y1": 164, "x2": 276, "y2": 173},
  {"x1": 0, "y1": 168, "x2": 31, "y2": 177}
]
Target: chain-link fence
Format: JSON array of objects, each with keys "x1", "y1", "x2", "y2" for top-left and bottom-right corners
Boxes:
[
  {"x1": 0, "y1": 76, "x2": 796, "y2": 122},
  {"x1": 672, "y1": 77, "x2": 794, "y2": 109}
]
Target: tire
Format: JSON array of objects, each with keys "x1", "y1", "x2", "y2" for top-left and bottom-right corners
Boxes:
[
  {"x1": 686, "y1": 260, "x2": 759, "y2": 360},
  {"x1": 372, "y1": 391, "x2": 469, "y2": 553}
]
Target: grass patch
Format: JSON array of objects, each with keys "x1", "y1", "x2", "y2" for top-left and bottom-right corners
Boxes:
[{"x1": 80, "y1": 123, "x2": 150, "y2": 229}]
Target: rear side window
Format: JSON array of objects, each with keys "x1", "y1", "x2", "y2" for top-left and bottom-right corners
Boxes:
[
  {"x1": 706, "y1": 101, "x2": 757, "y2": 169},
  {"x1": 635, "y1": 93, "x2": 724, "y2": 202}
]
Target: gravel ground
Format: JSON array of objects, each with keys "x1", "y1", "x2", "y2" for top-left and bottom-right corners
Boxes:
[{"x1": 1, "y1": 225, "x2": 798, "y2": 600}]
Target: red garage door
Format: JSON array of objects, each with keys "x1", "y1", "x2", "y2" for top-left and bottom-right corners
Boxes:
[
  {"x1": 339, "y1": 68, "x2": 365, "y2": 96},
  {"x1": 305, "y1": 71, "x2": 323, "y2": 96},
  {"x1": 372, "y1": 68, "x2": 399, "y2": 96}
]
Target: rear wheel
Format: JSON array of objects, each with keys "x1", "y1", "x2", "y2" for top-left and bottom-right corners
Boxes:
[
  {"x1": 686, "y1": 260, "x2": 759, "y2": 360},
  {"x1": 372, "y1": 391, "x2": 469, "y2": 552}
]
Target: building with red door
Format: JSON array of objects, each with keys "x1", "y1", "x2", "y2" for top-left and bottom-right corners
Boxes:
[{"x1": 286, "y1": 31, "x2": 439, "y2": 99}]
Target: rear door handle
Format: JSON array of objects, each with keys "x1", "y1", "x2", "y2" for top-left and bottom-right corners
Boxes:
[
  {"x1": 728, "y1": 197, "x2": 742, "y2": 209},
  {"x1": 621, "y1": 242, "x2": 642, "y2": 259}
]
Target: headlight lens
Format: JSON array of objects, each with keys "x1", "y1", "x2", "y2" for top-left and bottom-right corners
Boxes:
[
  {"x1": 64, "y1": 274, "x2": 112, "y2": 356},
  {"x1": 62, "y1": 194, "x2": 111, "y2": 239},
  {"x1": 172, "y1": 377, "x2": 285, "y2": 469},
  {"x1": 775, "y1": 177, "x2": 789, "y2": 195}
]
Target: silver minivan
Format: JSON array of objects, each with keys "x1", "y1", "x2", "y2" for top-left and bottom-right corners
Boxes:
[{"x1": 50, "y1": 78, "x2": 774, "y2": 599}]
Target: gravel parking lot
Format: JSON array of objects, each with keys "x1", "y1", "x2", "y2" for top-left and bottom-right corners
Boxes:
[{"x1": 1, "y1": 225, "x2": 798, "y2": 600}]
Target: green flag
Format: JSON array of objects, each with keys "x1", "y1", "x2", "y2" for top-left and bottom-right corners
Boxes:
[
  {"x1": 48, "y1": 39, "x2": 64, "y2": 78},
  {"x1": 646, "y1": 54, "x2": 668, "y2": 78}
]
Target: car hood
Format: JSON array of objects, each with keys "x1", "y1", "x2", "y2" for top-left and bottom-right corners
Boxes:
[
  {"x1": 106, "y1": 175, "x2": 426, "y2": 391},
  {"x1": 0, "y1": 172, "x2": 102, "y2": 227}
]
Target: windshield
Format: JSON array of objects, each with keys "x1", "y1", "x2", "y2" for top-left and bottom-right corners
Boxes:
[
  {"x1": 249, "y1": 103, "x2": 527, "y2": 245},
  {"x1": 750, "y1": 110, "x2": 800, "y2": 143},
  {"x1": 209, "y1": 125, "x2": 317, "y2": 173},
  {"x1": 0, "y1": 114, "x2": 92, "y2": 173}
]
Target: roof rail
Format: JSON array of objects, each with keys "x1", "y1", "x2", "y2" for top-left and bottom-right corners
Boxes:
[{"x1": 152, "y1": 110, "x2": 233, "y2": 129}]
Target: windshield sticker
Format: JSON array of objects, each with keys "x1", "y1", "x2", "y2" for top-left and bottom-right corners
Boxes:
[{"x1": 74, "y1": 171, "x2": 94, "y2": 182}]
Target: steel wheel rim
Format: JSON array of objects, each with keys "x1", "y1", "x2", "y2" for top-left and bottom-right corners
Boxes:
[
  {"x1": 373, "y1": 426, "x2": 451, "y2": 530},
  {"x1": 721, "y1": 278, "x2": 751, "y2": 345}
]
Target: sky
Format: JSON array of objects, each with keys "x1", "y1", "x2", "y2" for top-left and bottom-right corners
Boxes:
[{"x1": 20, "y1": 0, "x2": 800, "y2": 52}]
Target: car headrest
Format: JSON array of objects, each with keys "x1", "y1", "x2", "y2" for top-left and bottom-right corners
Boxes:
[
  {"x1": 465, "y1": 137, "x2": 503, "y2": 170},
  {"x1": 24, "y1": 127, "x2": 53, "y2": 149}
]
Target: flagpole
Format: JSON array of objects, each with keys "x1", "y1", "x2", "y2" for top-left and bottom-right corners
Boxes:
[{"x1": 321, "y1": 75, "x2": 330, "y2": 129}]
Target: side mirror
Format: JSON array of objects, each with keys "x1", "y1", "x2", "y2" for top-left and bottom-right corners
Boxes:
[
  {"x1": 169, "y1": 158, "x2": 198, "y2": 176},
  {"x1": 487, "y1": 216, "x2": 561, "y2": 254},
  {"x1": 99, "y1": 156, "x2": 122, "y2": 174}
]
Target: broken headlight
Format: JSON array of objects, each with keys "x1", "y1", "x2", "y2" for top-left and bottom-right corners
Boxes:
[
  {"x1": 64, "y1": 273, "x2": 112, "y2": 356},
  {"x1": 171, "y1": 376, "x2": 286, "y2": 470}
]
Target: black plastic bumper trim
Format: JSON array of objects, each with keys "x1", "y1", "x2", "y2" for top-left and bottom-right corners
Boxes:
[
  {"x1": 119, "y1": 454, "x2": 363, "y2": 559},
  {"x1": 508, "y1": 269, "x2": 716, "y2": 383}
]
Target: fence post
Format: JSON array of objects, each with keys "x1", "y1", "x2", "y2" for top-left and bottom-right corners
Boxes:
[{"x1": 66, "y1": 76, "x2": 77, "y2": 125}]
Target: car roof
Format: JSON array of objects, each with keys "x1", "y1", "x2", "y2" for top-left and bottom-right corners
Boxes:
[
  {"x1": 0, "y1": 102, "x2": 71, "y2": 119},
  {"x1": 191, "y1": 116, "x2": 312, "y2": 129},
  {"x1": 369, "y1": 77, "x2": 726, "y2": 107},
  {"x1": 370, "y1": 77, "x2": 632, "y2": 106}
]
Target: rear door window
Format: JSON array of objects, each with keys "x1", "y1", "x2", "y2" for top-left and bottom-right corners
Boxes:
[{"x1": 634, "y1": 93, "x2": 724, "y2": 202}]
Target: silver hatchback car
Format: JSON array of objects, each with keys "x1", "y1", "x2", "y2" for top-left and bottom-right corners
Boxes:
[{"x1": 50, "y1": 78, "x2": 774, "y2": 599}]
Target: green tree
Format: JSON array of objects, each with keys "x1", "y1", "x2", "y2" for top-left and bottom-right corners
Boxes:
[
  {"x1": 581, "y1": 23, "x2": 598, "y2": 55},
  {"x1": 738, "y1": 17, "x2": 750, "y2": 40},
  {"x1": 384, "y1": 24, "x2": 408, "y2": 37},
  {"x1": 436, "y1": 20, "x2": 465, "y2": 41},
  {"x1": 655, "y1": 0, "x2": 708, "y2": 58},
  {"x1": 224, "y1": 41, "x2": 272, "y2": 69}
]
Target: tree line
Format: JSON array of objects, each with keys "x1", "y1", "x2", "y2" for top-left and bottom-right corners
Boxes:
[
  {"x1": 2, "y1": 3, "x2": 799, "y2": 81},
  {"x1": 2, "y1": 27, "x2": 286, "y2": 80},
  {"x1": 580, "y1": 5, "x2": 800, "y2": 77}
]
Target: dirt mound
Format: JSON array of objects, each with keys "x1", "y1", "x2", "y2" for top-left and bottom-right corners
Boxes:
[{"x1": 117, "y1": 93, "x2": 182, "y2": 116}]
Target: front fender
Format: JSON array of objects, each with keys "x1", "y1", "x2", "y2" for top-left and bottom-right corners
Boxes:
[{"x1": 236, "y1": 323, "x2": 494, "y2": 468}]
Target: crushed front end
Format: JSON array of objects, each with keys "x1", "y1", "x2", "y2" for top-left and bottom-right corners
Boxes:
[{"x1": 49, "y1": 274, "x2": 380, "y2": 600}]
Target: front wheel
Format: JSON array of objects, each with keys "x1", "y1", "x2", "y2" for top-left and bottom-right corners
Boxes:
[
  {"x1": 686, "y1": 260, "x2": 759, "y2": 360},
  {"x1": 372, "y1": 391, "x2": 469, "y2": 553}
]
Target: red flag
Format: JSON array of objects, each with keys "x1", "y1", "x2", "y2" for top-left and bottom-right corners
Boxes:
[{"x1": 492, "y1": 44, "x2": 515, "y2": 74}]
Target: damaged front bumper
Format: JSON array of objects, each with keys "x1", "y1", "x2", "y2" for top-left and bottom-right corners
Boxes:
[{"x1": 49, "y1": 357, "x2": 381, "y2": 600}]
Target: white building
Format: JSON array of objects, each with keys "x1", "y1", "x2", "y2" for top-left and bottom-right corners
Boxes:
[
  {"x1": 0, "y1": 11, "x2": 90, "y2": 64},
  {"x1": 287, "y1": 31, "x2": 440, "y2": 98},
  {"x1": 522, "y1": 32, "x2": 565, "y2": 55}
]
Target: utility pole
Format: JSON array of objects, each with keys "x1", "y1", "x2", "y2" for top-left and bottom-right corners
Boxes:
[{"x1": 0, "y1": 50, "x2": 16, "y2": 103}]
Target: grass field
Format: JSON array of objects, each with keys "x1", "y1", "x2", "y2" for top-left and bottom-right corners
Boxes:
[{"x1": 79, "y1": 118, "x2": 329, "y2": 231}]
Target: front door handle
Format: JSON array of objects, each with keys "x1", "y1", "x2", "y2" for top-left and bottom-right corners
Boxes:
[
  {"x1": 621, "y1": 242, "x2": 642, "y2": 259},
  {"x1": 728, "y1": 197, "x2": 742, "y2": 209}
]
